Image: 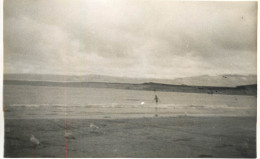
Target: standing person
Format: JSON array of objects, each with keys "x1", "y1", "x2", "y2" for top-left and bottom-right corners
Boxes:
[
  {"x1": 154, "y1": 95, "x2": 159, "y2": 117},
  {"x1": 154, "y1": 95, "x2": 159, "y2": 104}
]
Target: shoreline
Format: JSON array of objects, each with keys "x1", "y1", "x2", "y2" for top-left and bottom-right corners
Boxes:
[{"x1": 4, "y1": 114, "x2": 257, "y2": 120}]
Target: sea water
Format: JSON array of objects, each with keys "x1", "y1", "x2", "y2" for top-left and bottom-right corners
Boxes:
[{"x1": 3, "y1": 85, "x2": 256, "y2": 119}]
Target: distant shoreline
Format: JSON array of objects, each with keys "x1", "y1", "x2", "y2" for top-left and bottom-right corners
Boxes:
[{"x1": 4, "y1": 80, "x2": 257, "y2": 96}]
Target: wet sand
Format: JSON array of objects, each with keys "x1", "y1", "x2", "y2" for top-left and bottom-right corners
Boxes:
[{"x1": 4, "y1": 116, "x2": 256, "y2": 158}]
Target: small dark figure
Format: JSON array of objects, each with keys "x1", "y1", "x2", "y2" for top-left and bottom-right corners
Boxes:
[
  {"x1": 154, "y1": 95, "x2": 159, "y2": 117},
  {"x1": 154, "y1": 95, "x2": 159, "y2": 104}
]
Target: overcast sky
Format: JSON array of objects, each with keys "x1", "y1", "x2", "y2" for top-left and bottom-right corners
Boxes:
[{"x1": 4, "y1": 0, "x2": 257, "y2": 79}]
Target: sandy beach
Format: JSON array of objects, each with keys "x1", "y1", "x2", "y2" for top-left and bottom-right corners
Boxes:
[{"x1": 4, "y1": 116, "x2": 256, "y2": 158}]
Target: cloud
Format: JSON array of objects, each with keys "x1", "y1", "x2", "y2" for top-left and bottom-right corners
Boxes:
[{"x1": 4, "y1": 0, "x2": 257, "y2": 78}]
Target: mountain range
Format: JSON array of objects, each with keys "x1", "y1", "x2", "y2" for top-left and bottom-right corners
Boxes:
[{"x1": 4, "y1": 73, "x2": 257, "y2": 87}]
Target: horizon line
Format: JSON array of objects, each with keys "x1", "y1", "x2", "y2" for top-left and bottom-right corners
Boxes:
[{"x1": 3, "y1": 72, "x2": 257, "y2": 79}]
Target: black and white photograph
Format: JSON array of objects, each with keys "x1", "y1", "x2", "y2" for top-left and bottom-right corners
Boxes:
[{"x1": 3, "y1": 0, "x2": 257, "y2": 158}]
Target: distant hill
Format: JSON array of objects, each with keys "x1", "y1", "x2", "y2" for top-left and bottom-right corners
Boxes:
[
  {"x1": 4, "y1": 80, "x2": 257, "y2": 96},
  {"x1": 4, "y1": 74, "x2": 148, "y2": 83},
  {"x1": 171, "y1": 74, "x2": 257, "y2": 87},
  {"x1": 4, "y1": 73, "x2": 257, "y2": 87}
]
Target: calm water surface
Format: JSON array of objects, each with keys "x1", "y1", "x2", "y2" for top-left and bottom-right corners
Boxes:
[{"x1": 4, "y1": 85, "x2": 256, "y2": 119}]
